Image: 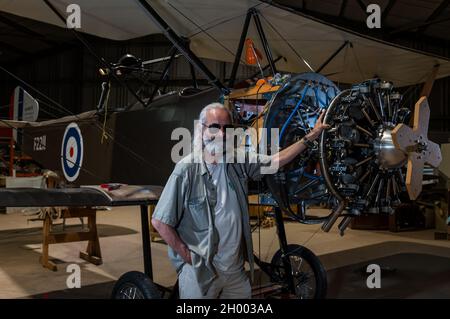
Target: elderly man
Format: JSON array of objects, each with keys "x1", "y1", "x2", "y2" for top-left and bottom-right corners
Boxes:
[{"x1": 152, "y1": 102, "x2": 328, "y2": 299}]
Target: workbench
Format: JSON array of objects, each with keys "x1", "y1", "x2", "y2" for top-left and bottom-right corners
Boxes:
[{"x1": 0, "y1": 185, "x2": 162, "y2": 278}]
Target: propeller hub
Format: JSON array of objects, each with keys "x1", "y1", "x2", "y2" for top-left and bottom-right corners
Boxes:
[{"x1": 374, "y1": 128, "x2": 407, "y2": 169}]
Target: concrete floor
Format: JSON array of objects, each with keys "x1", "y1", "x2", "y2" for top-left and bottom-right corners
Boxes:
[{"x1": 0, "y1": 207, "x2": 449, "y2": 298}]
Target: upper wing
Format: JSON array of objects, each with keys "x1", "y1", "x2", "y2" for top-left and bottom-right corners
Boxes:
[{"x1": 1, "y1": 0, "x2": 450, "y2": 86}]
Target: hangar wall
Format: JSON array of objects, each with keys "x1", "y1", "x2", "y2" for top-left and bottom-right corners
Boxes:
[
  {"x1": 0, "y1": 33, "x2": 449, "y2": 143},
  {"x1": 0, "y1": 34, "x2": 257, "y2": 119},
  {"x1": 395, "y1": 37, "x2": 450, "y2": 143}
]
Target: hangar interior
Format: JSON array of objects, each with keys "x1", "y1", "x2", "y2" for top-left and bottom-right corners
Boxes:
[{"x1": 0, "y1": 0, "x2": 450, "y2": 299}]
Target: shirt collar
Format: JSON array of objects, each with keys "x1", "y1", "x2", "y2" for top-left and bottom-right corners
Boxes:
[
  {"x1": 195, "y1": 151, "x2": 235, "y2": 176},
  {"x1": 200, "y1": 160, "x2": 209, "y2": 176}
]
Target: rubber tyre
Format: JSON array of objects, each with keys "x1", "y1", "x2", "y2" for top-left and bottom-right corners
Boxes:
[
  {"x1": 111, "y1": 271, "x2": 162, "y2": 299},
  {"x1": 271, "y1": 244, "x2": 327, "y2": 299}
]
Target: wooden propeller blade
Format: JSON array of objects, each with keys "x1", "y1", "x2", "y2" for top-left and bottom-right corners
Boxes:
[
  {"x1": 413, "y1": 96, "x2": 430, "y2": 135},
  {"x1": 391, "y1": 96, "x2": 442, "y2": 200},
  {"x1": 406, "y1": 154, "x2": 425, "y2": 200},
  {"x1": 425, "y1": 141, "x2": 442, "y2": 168}
]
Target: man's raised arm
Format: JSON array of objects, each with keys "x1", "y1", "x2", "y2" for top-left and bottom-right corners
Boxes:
[{"x1": 272, "y1": 110, "x2": 329, "y2": 169}]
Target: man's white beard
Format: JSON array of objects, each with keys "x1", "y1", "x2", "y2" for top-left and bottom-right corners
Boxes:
[{"x1": 203, "y1": 137, "x2": 226, "y2": 163}]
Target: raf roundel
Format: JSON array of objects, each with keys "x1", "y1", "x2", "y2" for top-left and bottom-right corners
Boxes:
[{"x1": 61, "y1": 123, "x2": 84, "y2": 182}]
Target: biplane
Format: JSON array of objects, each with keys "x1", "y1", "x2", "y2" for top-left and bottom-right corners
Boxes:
[{"x1": 0, "y1": 0, "x2": 446, "y2": 299}]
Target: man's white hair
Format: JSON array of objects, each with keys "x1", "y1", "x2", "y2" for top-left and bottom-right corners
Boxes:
[
  {"x1": 193, "y1": 102, "x2": 233, "y2": 160},
  {"x1": 198, "y1": 102, "x2": 233, "y2": 125}
]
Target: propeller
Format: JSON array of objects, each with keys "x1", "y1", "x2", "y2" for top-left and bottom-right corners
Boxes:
[{"x1": 391, "y1": 96, "x2": 442, "y2": 200}]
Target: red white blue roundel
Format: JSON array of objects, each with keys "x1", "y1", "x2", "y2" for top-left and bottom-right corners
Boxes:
[{"x1": 61, "y1": 123, "x2": 83, "y2": 182}]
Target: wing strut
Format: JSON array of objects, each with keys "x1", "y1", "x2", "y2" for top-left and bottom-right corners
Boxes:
[
  {"x1": 229, "y1": 8, "x2": 280, "y2": 87},
  {"x1": 135, "y1": 0, "x2": 229, "y2": 94},
  {"x1": 42, "y1": 0, "x2": 148, "y2": 108}
]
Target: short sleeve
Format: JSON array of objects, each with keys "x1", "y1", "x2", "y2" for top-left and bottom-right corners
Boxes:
[
  {"x1": 244, "y1": 152, "x2": 274, "y2": 180},
  {"x1": 152, "y1": 170, "x2": 187, "y2": 227}
]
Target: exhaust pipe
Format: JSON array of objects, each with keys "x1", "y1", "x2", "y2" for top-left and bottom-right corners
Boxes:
[
  {"x1": 338, "y1": 216, "x2": 353, "y2": 236},
  {"x1": 321, "y1": 200, "x2": 346, "y2": 232}
]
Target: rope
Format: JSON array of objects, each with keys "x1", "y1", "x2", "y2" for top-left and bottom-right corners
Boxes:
[{"x1": 101, "y1": 82, "x2": 111, "y2": 144}]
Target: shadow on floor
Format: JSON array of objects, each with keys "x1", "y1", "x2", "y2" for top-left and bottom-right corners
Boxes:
[
  {"x1": 0, "y1": 223, "x2": 140, "y2": 298},
  {"x1": 30, "y1": 281, "x2": 117, "y2": 299},
  {"x1": 25, "y1": 253, "x2": 450, "y2": 299},
  {"x1": 0, "y1": 224, "x2": 138, "y2": 245},
  {"x1": 326, "y1": 253, "x2": 450, "y2": 298}
]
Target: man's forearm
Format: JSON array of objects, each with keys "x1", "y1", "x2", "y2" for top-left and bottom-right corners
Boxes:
[
  {"x1": 151, "y1": 219, "x2": 191, "y2": 264},
  {"x1": 266, "y1": 110, "x2": 328, "y2": 171},
  {"x1": 275, "y1": 138, "x2": 308, "y2": 168},
  {"x1": 274, "y1": 129, "x2": 321, "y2": 169}
]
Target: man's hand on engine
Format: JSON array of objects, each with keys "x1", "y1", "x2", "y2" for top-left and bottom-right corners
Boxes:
[
  {"x1": 271, "y1": 110, "x2": 331, "y2": 169},
  {"x1": 306, "y1": 110, "x2": 330, "y2": 141}
]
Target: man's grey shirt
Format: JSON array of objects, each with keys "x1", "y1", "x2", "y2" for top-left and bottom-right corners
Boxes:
[
  {"x1": 152, "y1": 152, "x2": 271, "y2": 295},
  {"x1": 207, "y1": 162, "x2": 244, "y2": 273}
]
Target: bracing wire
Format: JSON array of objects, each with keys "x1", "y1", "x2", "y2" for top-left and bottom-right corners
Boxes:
[
  {"x1": 186, "y1": 3, "x2": 267, "y2": 38},
  {"x1": 167, "y1": 1, "x2": 247, "y2": 66},
  {"x1": 0, "y1": 65, "x2": 81, "y2": 118},
  {"x1": 254, "y1": 80, "x2": 265, "y2": 289},
  {"x1": 301, "y1": 223, "x2": 323, "y2": 247},
  {"x1": 42, "y1": 0, "x2": 146, "y2": 109},
  {"x1": 0, "y1": 64, "x2": 162, "y2": 172},
  {"x1": 0, "y1": 118, "x2": 102, "y2": 180},
  {"x1": 349, "y1": 44, "x2": 366, "y2": 82},
  {"x1": 259, "y1": 13, "x2": 315, "y2": 72}
]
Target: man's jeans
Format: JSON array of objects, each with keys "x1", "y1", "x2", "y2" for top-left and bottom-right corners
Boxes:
[{"x1": 178, "y1": 264, "x2": 251, "y2": 299}]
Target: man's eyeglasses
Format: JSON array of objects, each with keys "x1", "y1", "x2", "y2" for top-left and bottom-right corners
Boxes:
[{"x1": 202, "y1": 123, "x2": 234, "y2": 133}]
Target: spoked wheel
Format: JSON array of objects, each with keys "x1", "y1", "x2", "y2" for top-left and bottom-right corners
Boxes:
[
  {"x1": 270, "y1": 244, "x2": 327, "y2": 299},
  {"x1": 111, "y1": 271, "x2": 162, "y2": 299}
]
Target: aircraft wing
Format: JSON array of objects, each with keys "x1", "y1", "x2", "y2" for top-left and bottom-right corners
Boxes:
[
  {"x1": 0, "y1": 111, "x2": 97, "y2": 129},
  {"x1": 1, "y1": 0, "x2": 450, "y2": 86},
  {"x1": 0, "y1": 185, "x2": 162, "y2": 207},
  {"x1": 0, "y1": 120, "x2": 30, "y2": 129}
]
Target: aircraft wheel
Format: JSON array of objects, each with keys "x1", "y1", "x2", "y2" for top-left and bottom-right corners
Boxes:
[
  {"x1": 271, "y1": 244, "x2": 327, "y2": 299},
  {"x1": 111, "y1": 271, "x2": 162, "y2": 299}
]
